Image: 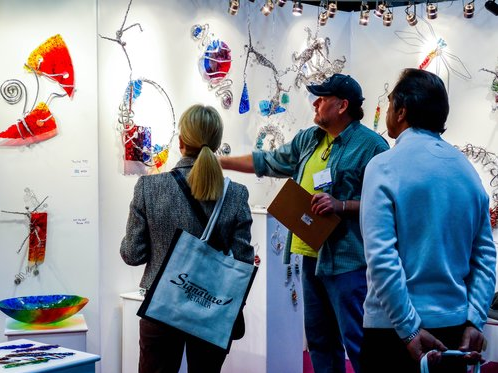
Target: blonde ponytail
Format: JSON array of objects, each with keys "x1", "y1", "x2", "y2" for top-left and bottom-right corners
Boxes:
[{"x1": 179, "y1": 105, "x2": 224, "y2": 201}]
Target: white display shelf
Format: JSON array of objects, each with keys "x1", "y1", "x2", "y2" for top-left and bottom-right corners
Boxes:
[{"x1": 4, "y1": 314, "x2": 88, "y2": 352}]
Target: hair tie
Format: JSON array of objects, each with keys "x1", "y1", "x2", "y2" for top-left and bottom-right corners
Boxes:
[{"x1": 201, "y1": 144, "x2": 210, "y2": 150}]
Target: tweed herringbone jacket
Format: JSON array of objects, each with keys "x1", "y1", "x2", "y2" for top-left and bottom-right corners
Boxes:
[{"x1": 120, "y1": 157, "x2": 254, "y2": 290}]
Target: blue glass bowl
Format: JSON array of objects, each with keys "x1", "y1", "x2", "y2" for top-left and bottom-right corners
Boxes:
[{"x1": 0, "y1": 295, "x2": 89, "y2": 324}]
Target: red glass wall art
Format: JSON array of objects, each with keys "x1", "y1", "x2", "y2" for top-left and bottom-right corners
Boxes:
[
  {"x1": 28, "y1": 212, "x2": 48, "y2": 267},
  {"x1": 0, "y1": 103, "x2": 57, "y2": 146},
  {"x1": 25, "y1": 34, "x2": 75, "y2": 98}
]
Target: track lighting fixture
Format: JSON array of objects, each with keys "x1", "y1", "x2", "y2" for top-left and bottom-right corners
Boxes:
[
  {"x1": 374, "y1": 1, "x2": 387, "y2": 17},
  {"x1": 405, "y1": 2, "x2": 418, "y2": 26},
  {"x1": 261, "y1": 0, "x2": 274, "y2": 16},
  {"x1": 383, "y1": 6, "x2": 393, "y2": 26},
  {"x1": 485, "y1": 0, "x2": 498, "y2": 15},
  {"x1": 228, "y1": 0, "x2": 239, "y2": 15},
  {"x1": 319, "y1": 10, "x2": 328, "y2": 26},
  {"x1": 359, "y1": 2, "x2": 370, "y2": 26},
  {"x1": 277, "y1": 0, "x2": 287, "y2": 7},
  {"x1": 426, "y1": 1, "x2": 438, "y2": 19},
  {"x1": 463, "y1": 0, "x2": 474, "y2": 18},
  {"x1": 328, "y1": 1, "x2": 338, "y2": 18},
  {"x1": 292, "y1": 1, "x2": 303, "y2": 16}
]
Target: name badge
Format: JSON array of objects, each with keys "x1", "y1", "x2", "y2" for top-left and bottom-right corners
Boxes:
[{"x1": 313, "y1": 169, "x2": 332, "y2": 190}]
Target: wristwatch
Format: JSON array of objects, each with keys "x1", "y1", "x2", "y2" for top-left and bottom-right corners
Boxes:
[{"x1": 403, "y1": 329, "x2": 420, "y2": 345}]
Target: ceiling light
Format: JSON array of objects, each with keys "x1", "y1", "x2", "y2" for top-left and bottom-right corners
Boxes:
[
  {"x1": 359, "y1": 2, "x2": 370, "y2": 26},
  {"x1": 374, "y1": 1, "x2": 386, "y2": 17},
  {"x1": 292, "y1": 1, "x2": 303, "y2": 16},
  {"x1": 383, "y1": 7, "x2": 393, "y2": 26},
  {"x1": 277, "y1": 0, "x2": 287, "y2": 7},
  {"x1": 228, "y1": 0, "x2": 239, "y2": 15},
  {"x1": 328, "y1": 1, "x2": 338, "y2": 18},
  {"x1": 463, "y1": 0, "x2": 474, "y2": 17},
  {"x1": 405, "y1": 2, "x2": 418, "y2": 26},
  {"x1": 261, "y1": 0, "x2": 274, "y2": 15},
  {"x1": 485, "y1": 0, "x2": 498, "y2": 15},
  {"x1": 426, "y1": 1, "x2": 438, "y2": 19},
  {"x1": 319, "y1": 10, "x2": 328, "y2": 26}
]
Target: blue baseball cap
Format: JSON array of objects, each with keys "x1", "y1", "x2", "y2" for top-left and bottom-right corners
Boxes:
[{"x1": 306, "y1": 74, "x2": 364, "y2": 105}]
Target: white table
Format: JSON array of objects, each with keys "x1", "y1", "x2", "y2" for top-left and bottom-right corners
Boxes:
[
  {"x1": 0, "y1": 338, "x2": 99, "y2": 372},
  {"x1": 4, "y1": 314, "x2": 88, "y2": 352}
]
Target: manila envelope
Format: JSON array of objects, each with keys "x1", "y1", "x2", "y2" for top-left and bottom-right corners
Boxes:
[{"x1": 267, "y1": 178, "x2": 341, "y2": 251}]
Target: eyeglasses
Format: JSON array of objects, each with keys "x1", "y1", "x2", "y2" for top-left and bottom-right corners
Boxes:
[{"x1": 321, "y1": 135, "x2": 334, "y2": 161}]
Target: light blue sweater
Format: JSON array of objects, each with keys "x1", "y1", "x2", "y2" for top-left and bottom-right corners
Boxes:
[{"x1": 360, "y1": 128, "x2": 496, "y2": 339}]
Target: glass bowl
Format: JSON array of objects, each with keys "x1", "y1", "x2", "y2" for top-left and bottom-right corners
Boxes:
[{"x1": 0, "y1": 295, "x2": 89, "y2": 324}]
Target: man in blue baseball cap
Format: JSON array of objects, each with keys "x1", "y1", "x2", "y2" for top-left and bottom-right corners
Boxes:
[{"x1": 220, "y1": 73, "x2": 388, "y2": 373}]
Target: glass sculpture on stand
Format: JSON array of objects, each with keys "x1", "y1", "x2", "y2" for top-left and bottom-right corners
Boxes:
[
  {"x1": 0, "y1": 34, "x2": 75, "y2": 146},
  {"x1": 1, "y1": 188, "x2": 49, "y2": 285},
  {"x1": 191, "y1": 24, "x2": 233, "y2": 109},
  {"x1": 99, "y1": 0, "x2": 176, "y2": 175},
  {"x1": 0, "y1": 295, "x2": 89, "y2": 324}
]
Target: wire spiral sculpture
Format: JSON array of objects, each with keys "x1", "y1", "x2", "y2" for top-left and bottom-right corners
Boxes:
[{"x1": 458, "y1": 144, "x2": 498, "y2": 229}]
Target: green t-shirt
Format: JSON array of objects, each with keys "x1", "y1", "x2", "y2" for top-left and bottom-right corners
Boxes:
[{"x1": 290, "y1": 134, "x2": 333, "y2": 258}]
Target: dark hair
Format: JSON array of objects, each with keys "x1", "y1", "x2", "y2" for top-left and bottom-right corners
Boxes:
[
  {"x1": 391, "y1": 68, "x2": 449, "y2": 134},
  {"x1": 346, "y1": 103, "x2": 364, "y2": 121}
]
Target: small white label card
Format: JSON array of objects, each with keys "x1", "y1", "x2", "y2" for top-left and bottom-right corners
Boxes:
[
  {"x1": 71, "y1": 159, "x2": 91, "y2": 177},
  {"x1": 313, "y1": 168, "x2": 332, "y2": 190}
]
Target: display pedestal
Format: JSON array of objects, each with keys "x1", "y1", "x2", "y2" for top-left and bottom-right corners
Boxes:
[
  {"x1": 0, "y1": 338, "x2": 99, "y2": 372},
  {"x1": 120, "y1": 210, "x2": 304, "y2": 373},
  {"x1": 483, "y1": 318, "x2": 498, "y2": 363},
  {"x1": 4, "y1": 314, "x2": 88, "y2": 352},
  {"x1": 223, "y1": 210, "x2": 304, "y2": 373}
]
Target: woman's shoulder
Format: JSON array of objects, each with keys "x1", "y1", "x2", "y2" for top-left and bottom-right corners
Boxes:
[{"x1": 226, "y1": 179, "x2": 249, "y2": 199}]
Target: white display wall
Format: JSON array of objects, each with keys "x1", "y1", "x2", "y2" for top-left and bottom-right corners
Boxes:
[
  {"x1": 0, "y1": 1, "x2": 497, "y2": 373},
  {"x1": 0, "y1": 0, "x2": 100, "y2": 362}
]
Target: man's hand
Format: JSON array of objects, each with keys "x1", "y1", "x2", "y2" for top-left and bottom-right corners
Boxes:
[
  {"x1": 406, "y1": 329, "x2": 447, "y2": 364},
  {"x1": 459, "y1": 325, "x2": 485, "y2": 365},
  {"x1": 311, "y1": 193, "x2": 341, "y2": 215}
]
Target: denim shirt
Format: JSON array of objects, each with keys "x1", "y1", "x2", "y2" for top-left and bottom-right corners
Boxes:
[{"x1": 253, "y1": 121, "x2": 389, "y2": 276}]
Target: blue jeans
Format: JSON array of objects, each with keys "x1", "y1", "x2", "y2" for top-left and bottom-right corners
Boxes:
[{"x1": 302, "y1": 256, "x2": 366, "y2": 373}]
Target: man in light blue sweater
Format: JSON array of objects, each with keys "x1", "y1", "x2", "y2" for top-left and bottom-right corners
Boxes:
[{"x1": 359, "y1": 68, "x2": 496, "y2": 372}]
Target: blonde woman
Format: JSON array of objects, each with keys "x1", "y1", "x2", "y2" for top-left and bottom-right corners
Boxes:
[{"x1": 121, "y1": 104, "x2": 254, "y2": 373}]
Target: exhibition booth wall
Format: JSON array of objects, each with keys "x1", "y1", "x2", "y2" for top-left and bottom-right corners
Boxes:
[{"x1": 0, "y1": 0, "x2": 497, "y2": 372}]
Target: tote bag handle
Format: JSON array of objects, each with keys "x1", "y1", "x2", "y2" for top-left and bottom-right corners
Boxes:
[
  {"x1": 420, "y1": 350, "x2": 480, "y2": 373},
  {"x1": 201, "y1": 177, "x2": 230, "y2": 242}
]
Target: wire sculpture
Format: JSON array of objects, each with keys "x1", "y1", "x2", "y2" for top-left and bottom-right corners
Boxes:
[
  {"x1": 99, "y1": 0, "x2": 176, "y2": 175},
  {"x1": 240, "y1": 23, "x2": 290, "y2": 117},
  {"x1": 292, "y1": 27, "x2": 346, "y2": 89},
  {"x1": 373, "y1": 83, "x2": 389, "y2": 133},
  {"x1": 0, "y1": 35, "x2": 74, "y2": 146},
  {"x1": 191, "y1": 24, "x2": 233, "y2": 109},
  {"x1": 255, "y1": 122, "x2": 286, "y2": 151},
  {"x1": 395, "y1": 16, "x2": 471, "y2": 91},
  {"x1": 457, "y1": 144, "x2": 498, "y2": 229},
  {"x1": 480, "y1": 64, "x2": 498, "y2": 113},
  {"x1": 1, "y1": 188, "x2": 49, "y2": 285}
]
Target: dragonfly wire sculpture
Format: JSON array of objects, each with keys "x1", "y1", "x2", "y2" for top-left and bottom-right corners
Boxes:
[{"x1": 394, "y1": 15, "x2": 471, "y2": 91}]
